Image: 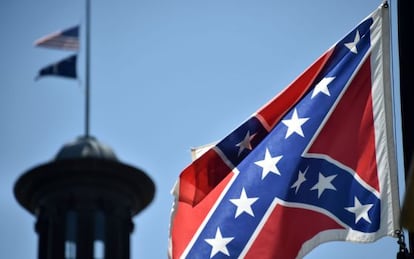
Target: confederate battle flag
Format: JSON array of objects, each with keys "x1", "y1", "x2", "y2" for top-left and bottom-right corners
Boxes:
[{"x1": 170, "y1": 3, "x2": 400, "y2": 258}]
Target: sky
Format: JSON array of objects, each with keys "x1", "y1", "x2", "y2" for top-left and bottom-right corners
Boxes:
[{"x1": 0, "y1": 0, "x2": 407, "y2": 258}]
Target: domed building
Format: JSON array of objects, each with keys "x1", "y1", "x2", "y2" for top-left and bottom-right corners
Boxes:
[{"x1": 14, "y1": 136, "x2": 155, "y2": 259}]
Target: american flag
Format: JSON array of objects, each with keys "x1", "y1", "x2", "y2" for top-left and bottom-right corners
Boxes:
[
  {"x1": 170, "y1": 4, "x2": 399, "y2": 259},
  {"x1": 34, "y1": 25, "x2": 79, "y2": 51}
]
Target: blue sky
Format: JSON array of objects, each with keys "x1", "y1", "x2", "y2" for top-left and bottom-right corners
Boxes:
[{"x1": 0, "y1": 0, "x2": 406, "y2": 258}]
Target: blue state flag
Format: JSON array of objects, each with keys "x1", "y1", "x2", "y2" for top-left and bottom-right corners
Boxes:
[
  {"x1": 34, "y1": 26, "x2": 79, "y2": 51},
  {"x1": 37, "y1": 55, "x2": 77, "y2": 80}
]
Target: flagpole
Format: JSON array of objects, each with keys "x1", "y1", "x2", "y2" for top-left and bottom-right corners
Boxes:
[
  {"x1": 397, "y1": 0, "x2": 414, "y2": 255},
  {"x1": 85, "y1": 0, "x2": 91, "y2": 137}
]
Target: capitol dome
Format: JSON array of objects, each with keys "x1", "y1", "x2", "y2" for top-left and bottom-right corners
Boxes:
[{"x1": 55, "y1": 136, "x2": 117, "y2": 161}]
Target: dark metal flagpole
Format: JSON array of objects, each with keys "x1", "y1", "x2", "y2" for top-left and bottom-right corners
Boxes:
[
  {"x1": 85, "y1": 0, "x2": 91, "y2": 137},
  {"x1": 397, "y1": 0, "x2": 414, "y2": 256}
]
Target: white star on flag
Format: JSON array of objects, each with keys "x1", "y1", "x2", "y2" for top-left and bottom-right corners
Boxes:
[
  {"x1": 311, "y1": 77, "x2": 335, "y2": 99},
  {"x1": 282, "y1": 108, "x2": 309, "y2": 138},
  {"x1": 311, "y1": 172, "x2": 337, "y2": 198},
  {"x1": 345, "y1": 197, "x2": 374, "y2": 224},
  {"x1": 204, "y1": 227, "x2": 234, "y2": 258},
  {"x1": 236, "y1": 131, "x2": 256, "y2": 156},
  {"x1": 291, "y1": 167, "x2": 308, "y2": 194},
  {"x1": 345, "y1": 30, "x2": 360, "y2": 54},
  {"x1": 254, "y1": 148, "x2": 283, "y2": 179},
  {"x1": 229, "y1": 188, "x2": 259, "y2": 218}
]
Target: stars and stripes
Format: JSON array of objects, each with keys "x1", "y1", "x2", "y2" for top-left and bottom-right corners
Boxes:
[
  {"x1": 170, "y1": 4, "x2": 399, "y2": 259},
  {"x1": 34, "y1": 25, "x2": 79, "y2": 51}
]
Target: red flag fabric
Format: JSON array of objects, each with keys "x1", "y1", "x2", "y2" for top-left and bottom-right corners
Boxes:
[{"x1": 170, "y1": 4, "x2": 399, "y2": 259}]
